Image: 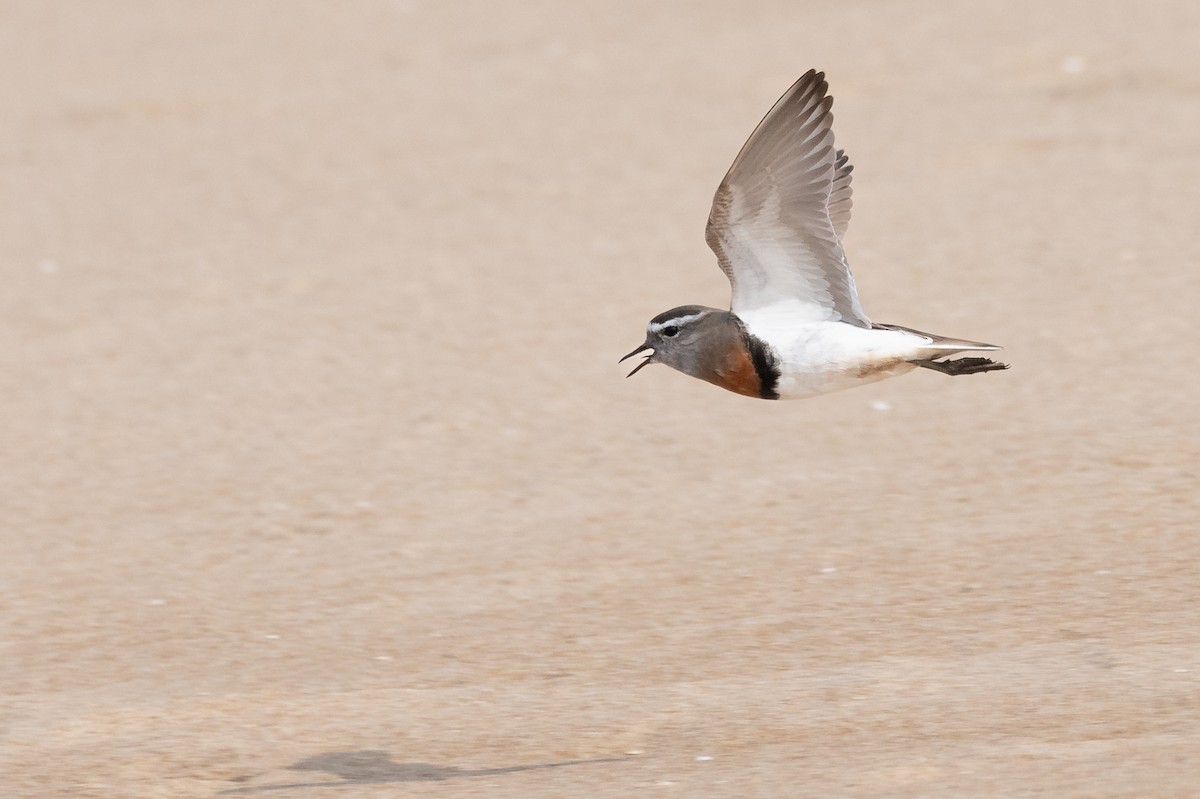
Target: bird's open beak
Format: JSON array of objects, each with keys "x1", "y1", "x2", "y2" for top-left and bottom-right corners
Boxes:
[{"x1": 619, "y1": 343, "x2": 655, "y2": 378}]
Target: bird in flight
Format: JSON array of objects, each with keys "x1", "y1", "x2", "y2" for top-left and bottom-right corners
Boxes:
[{"x1": 622, "y1": 70, "x2": 1007, "y2": 400}]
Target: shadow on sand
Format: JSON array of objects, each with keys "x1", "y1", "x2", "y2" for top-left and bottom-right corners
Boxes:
[{"x1": 221, "y1": 749, "x2": 629, "y2": 793}]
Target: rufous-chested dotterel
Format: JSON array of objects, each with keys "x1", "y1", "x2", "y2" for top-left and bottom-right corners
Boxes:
[{"x1": 621, "y1": 70, "x2": 1007, "y2": 400}]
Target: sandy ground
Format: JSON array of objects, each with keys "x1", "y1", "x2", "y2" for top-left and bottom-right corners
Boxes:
[{"x1": 3, "y1": 2, "x2": 1199, "y2": 796}]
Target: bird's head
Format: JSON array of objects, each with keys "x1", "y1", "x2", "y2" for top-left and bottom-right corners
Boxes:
[{"x1": 620, "y1": 305, "x2": 726, "y2": 378}]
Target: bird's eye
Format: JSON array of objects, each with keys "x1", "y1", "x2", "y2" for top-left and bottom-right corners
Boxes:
[{"x1": 662, "y1": 325, "x2": 680, "y2": 337}]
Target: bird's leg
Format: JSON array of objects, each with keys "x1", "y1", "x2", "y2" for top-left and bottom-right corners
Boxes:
[{"x1": 914, "y1": 357, "x2": 1009, "y2": 376}]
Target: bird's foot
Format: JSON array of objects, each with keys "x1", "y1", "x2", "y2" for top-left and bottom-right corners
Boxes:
[{"x1": 915, "y1": 357, "x2": 1009, "y2": 376}]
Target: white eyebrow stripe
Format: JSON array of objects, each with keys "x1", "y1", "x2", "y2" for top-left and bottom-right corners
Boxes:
[{"x1": 649, "y1": 313, "x2": 703, "y2": 332}]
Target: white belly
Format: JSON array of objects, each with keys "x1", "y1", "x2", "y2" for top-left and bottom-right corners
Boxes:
[{"x1": 741, "y1": 318, "x2": 925, "y2": 400}]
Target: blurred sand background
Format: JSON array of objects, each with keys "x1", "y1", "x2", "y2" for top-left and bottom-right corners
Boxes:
[{"x1": 2, "y1": 1, "x2": 1199, "y2": 796}]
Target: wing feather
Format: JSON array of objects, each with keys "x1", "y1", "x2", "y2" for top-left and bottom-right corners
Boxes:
[
  {"x1": 829, "y1": 149, "x2": 853, "y2": 240},
  {"x1": 705, "y1": 70, "x2": 869, "y2": 327}
]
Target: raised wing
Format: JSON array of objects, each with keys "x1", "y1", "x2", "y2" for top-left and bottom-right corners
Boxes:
[{"x1": 705, "y1": 70, "x2": 869, "y2": 327}]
